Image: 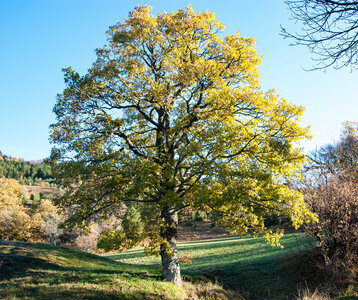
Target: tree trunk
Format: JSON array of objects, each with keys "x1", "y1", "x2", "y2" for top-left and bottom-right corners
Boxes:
[{"x1": 160, "y1": 205, "x2": 182, "y2": 286}]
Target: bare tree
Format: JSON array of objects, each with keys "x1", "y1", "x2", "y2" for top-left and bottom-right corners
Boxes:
[
  {"x1": 282, "y1": 0, "x2": 358, "y2": 69},
  {"x1": 300, "y1": 123, "x2": 358, "y2": 276}
]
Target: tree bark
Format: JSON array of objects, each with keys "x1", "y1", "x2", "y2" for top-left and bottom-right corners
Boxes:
[{"x1": 160, "y1": 205, "x2": 182, "y2": 286}]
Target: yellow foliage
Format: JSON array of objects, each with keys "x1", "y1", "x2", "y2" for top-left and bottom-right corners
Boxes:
[
  {"x1": 0, "y1": 178, "x2": 20, "y2": 208},
  {"x1": 0, "y1": 178, "x2": 32, "y2": 240},
  {"x1": 0, "y1": 178, "x2": 62, "y2": 242},
  {"x1": 50, "y1": 6, "x2": 315, "y2": 253}
]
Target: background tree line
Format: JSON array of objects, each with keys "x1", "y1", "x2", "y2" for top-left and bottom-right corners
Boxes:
[{"x1": 0, "y1": 151, "x2": 53, "y2": 185}]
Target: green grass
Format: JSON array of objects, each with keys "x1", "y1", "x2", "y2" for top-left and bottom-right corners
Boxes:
[
  {"x1": 106, "y1": 233, "x2": 316, "y2": 299},
  {"x1": 2, "y1": 234, "x2": 354, "y2": 299},
  {"x1": 0, "y1": 241, "x2": 184, "y2": 299}
]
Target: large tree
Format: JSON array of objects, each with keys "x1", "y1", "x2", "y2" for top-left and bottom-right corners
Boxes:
[
  {"x1": 282, "y1": 0, "x2": 358, "y2": 69},
  {"x1": 50, "y1": 6, "x2": 315, "y2": 285}
]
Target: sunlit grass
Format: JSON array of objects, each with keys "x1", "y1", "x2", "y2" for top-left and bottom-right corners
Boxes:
[
  {"x1": 0, "y1": 233, "x2": 317, "y2": 299},
  {"x1": 0, "y1": 241, "x2": 184, "y2": 299},
  {"x1": 106, "y1": 233, "x2": 316, "y2": 299}
]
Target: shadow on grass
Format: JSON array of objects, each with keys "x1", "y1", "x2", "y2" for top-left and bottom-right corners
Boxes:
[
  {"x1": 0, "y1": 284, "x2": 172, "y2": 300},
  {"x1": 107, "y1": 234, "x2": 313, "y2": 262},
  {"x1": 0, "y1": 236, "x2": 318, "y2": 300},
  {"x1": 0, "y1": 252, "x2": 160, "y2": 280},
  {"x1": 0, "y1": 247, "x2": 65, "y2": 280},
  {"x1": 106, "y1": 234, "x2": 316, "y2": 300},
  {"x1": 0, "y1": 241, "x2": 161, "y2": 282},
  {"x1": 0, "y1": 243, "x2": 168, "y2": 300}
]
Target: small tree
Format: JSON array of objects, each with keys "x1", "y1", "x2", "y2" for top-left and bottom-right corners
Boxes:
[
  {"x1": 41, "y1": 215, "x2": 63, "y2": 246},
  {"x1": 98, "y1": 203, "x2": 145, "y2": 252},
  {"x1": 303, "y1": 179, "x2": 358, "y2": 273},
  {"x1": 0, "y1": 178, "x2": 32, "y2": 241},
  {"x1": 50, "y1": 6, "x2": 315, "y2": 285}
]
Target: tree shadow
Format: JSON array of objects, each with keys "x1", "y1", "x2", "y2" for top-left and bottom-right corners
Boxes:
[
  {"x1": 1, "y1": 284, "x2": 172, "y2": 300},
  {"x1": 0, "y1": 247, "x2": 65, "y2": 280},
  {"x1": 0, "y1": 243, "x2": 167, "y2": 300}
]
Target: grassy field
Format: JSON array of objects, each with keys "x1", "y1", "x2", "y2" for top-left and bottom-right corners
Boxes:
[
  {"x1": 1, "y1": 234, "x2": 355, "y2": 299},
  {"x1": 0, "y1": 240, "x2": 185, "y2": 299},
  {"x1": 0, "y1": 239, "x2": 239, "y2": 299},
  {"x1": 106, "y1": 233, "x2": 317, "y2": 299}
]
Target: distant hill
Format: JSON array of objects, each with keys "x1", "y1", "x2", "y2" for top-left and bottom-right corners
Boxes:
[{"x1": 0, "y1": 150, "x2": 53, "y2": 185}]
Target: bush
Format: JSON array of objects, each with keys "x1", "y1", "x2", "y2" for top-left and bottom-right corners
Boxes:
[
  {"x1": 0, "y1": 178, "x2": 32, "y2": 241},
  {"x1": 31, "y1": 194, "x2": 41, "y2": 211},
  {"x1": 73, "y1": 224, "x2": 101, "y2": 252},
  {"x1": 301, "y1": 123, "x2": 358, "y2": 279},
  {"x1": 41, "y1": 215, "x2": 63, "y2": 246},
  {"x1": 19, "y1": 192, "x2": 28, "y2": 206},
  {"x1": 303, "y1": 179, "x2": 358, "y2": 276}
]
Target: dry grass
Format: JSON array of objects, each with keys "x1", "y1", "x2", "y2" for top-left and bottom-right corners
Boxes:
[
  {"x1": 295, "y1": 287, "x2": 331, "y2": 300},
  {"x1": 20, "y1": 185, "x2": 57, "y2": 198}
]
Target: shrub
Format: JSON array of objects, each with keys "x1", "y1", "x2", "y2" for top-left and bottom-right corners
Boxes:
[
  {"x1": 73, "y1": 223, "x2": 101, "y2": 252},
  {"x1": 41, "y1": 215, "x2": 63, "y2": 246},
  {"x1": 31, "y1": 194, "x2": 41, "y2": 211},
  {"x1": 301, "y1": 123, "x2": 358, "y2": 279},
  {"x1": 303, "y1": 179, "x2": 358, "y2": 276},
  {"x1": 0, "y1": 178, "x2": 33, "y2": 241},
  {"x1": 19, "y1": 192, "x2": 28, "y2": 206}
]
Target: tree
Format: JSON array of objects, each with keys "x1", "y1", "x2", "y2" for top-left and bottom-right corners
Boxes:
[
  {"x1": 301, "y1": 123, "x2": 358, "y2": 275},
  {"x1": 0, "y1": 178, "x2": 32, "y2": 241},
  {"x1": 41, "y1": 214, "x2": 63, "y2": 246},
  {"x1": 306, "y1": 122, "x2": 358, "y2": 182},
  {"x1": 0, "y1": 177, "x2": 62, "y2": 243},
  {"x1": 50, "y1": 5, "x2": 316, "y2": 285},
  {"x1": 282, "y1": 0, "x2": 358, "y2": 69}
]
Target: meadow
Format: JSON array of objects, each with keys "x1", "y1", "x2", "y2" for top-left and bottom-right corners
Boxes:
[
  {"x1": 0, "y1": 233, "x2": 331, "y2": 300},
  {"x1": 107, "y1": 233, "x2": 317, "y2": 299}
]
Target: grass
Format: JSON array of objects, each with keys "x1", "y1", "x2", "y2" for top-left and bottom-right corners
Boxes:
[
  {"x1": 0, "y1": 240, "x2": 184, "y2": 299},
  {"x1": 1, "y1": 234, "x2": 356, "y2": 299},
  {"x1": 106, "y1": 233, "x2": 317, "y2": 299}
]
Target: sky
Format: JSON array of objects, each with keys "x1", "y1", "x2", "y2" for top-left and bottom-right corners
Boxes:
[{"x1": 1, "y1": 0, "x2": 358, "y2": 160}]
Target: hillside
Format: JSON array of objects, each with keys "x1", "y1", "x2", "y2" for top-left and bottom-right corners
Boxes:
[
  {"x1": 107, "y1": 234, "x2": 319, "y2": 299},
  {"x1": 0, "y1": 239, "x2": 241, "y2": 299},
  {"x1": 0, "y1": 151, "x2": 52, "y2": 186},
  {"x1": 20, "y1": 185, "x2": 58, "y2": 199},
  {"x1": 0, "y1": 239, "x2": 184, "y2": 299},
  {"x1": 1, "y1": 234, "x2": 346, "y2": 300}
]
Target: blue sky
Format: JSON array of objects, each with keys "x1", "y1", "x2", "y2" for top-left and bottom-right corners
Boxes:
[{"x1": 1, "y1": 0, "x2": 357, "y2": 160}]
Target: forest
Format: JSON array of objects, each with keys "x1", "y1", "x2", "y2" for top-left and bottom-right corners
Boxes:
[{"x1": 0, "y1": 151, "x2": 53, "y2": 185}]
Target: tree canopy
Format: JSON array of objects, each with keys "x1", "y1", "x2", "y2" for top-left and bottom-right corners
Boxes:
[
  {"x1": 283, "y1": 0, "x2": 358, "y2": 69},
  {"x1": 50, "y1": 5, "x2": 315, "y2": 285}
]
